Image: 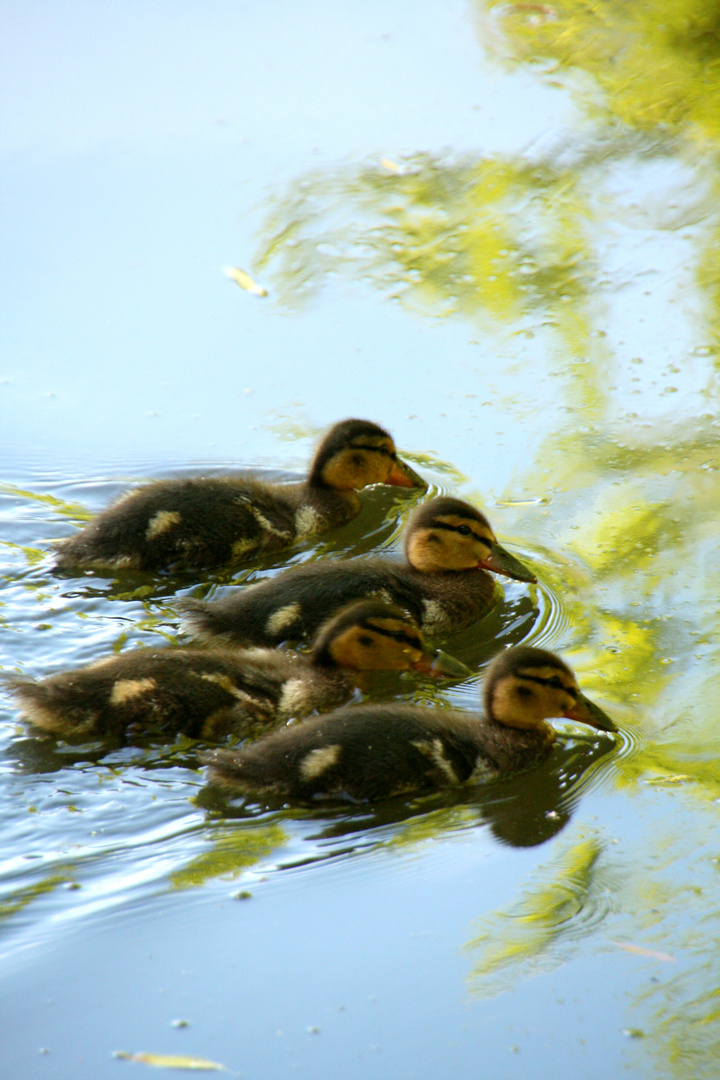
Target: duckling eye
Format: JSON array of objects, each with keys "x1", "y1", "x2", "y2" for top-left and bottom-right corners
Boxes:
[{"x1": 456, "y1": 525, "x2": 473, "y2": 537}]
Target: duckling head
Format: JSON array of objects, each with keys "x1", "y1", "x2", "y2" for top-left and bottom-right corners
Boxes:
[
  {"x1": 404, "y1": 497, "x2": 536, "y2": 582},
  {"x1": 308, "y1": 419, "x2": 424, "y2": 492},
  {"x1": 484, "y1": 645, "x2": 616, "y2": 739},
  {"x1": 310, "y1": 600, "x2": 463, "y2": 676}
]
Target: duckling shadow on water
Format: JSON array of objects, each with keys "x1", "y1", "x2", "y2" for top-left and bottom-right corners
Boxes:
[
  {"x1": 197, "y1": 733, "x2": 617, "y2": 852},
  {"x1": 5, "y1": 731, "x2": 209, "y2": 775},
  {"x1": 439, "y1": 584, "x2": 540, "y2": 674}
]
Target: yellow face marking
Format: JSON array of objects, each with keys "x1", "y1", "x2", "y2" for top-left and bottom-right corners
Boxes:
[
  {"x1": 516, "y1": 665, "x2": 577, "y2": 695},
  {"x1": 491, "y1": 672, "x2": 569, "y2": 735},
  {"x1": 407, "y1": 514, "x2": 493, "y2": 572},
  {"x1": 328, "y1": 618, "x2": 424, "y2": 671},
  {"x1": 299, "y1": 745, "x2": 341, "y2": 781},
  {"x1": 110, "y1": 678, "x2": 157, "y2": 705},
  {"x1": 145, "y1": 510, "x2": 182, "y2": 541},
  {"x1": 266, "y1": 603, "x2": 302, "y2": 637},
  {"x1": 321, "y1": 436, "x2": 398, "y2": 491}
]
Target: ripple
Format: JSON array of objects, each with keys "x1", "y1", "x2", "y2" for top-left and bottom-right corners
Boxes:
[
  {"x1": 464, "y1": 827, "x2": 623, "y2": 997},
  {"x1": 521, "y1": 578, "x2": 572, "y2": 652}
]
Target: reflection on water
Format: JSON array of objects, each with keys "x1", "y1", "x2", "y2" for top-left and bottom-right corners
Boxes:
[
  {"x1": 3, "y1": 0, "x2": 720, "y2": 1076},
  {"x1": 464, "y1": 828, "x2": 617, "y2": 996}
]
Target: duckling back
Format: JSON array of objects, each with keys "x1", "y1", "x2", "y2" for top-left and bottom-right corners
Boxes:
[
  {"x1": 53, "y1": 477, "x2": 333, "y2": 573},
  {"x1": 204, "y1": 702, "x2": 552, "y2": 802},
  {"x1": 180, "y1": 557, "x2": 499, "y2": 647},
  {"x1": 53, "y1": 418, "x2": 424, "y2": 573},
  {"x1": 3, "y1": 646, "x2": 348, "y2": 744}
]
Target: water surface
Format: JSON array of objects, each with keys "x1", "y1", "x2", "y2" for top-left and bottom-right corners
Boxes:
[{"x1": 2, "y1": 2, "x2": 720, "y2": 1077}]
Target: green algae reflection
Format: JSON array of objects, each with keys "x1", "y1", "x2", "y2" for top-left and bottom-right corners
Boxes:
[
  {"x1": 170, "y1": 823, "x2": 287, "y2": 890},
  {"x1": 464, "y1": 830, "x2": 614, "y2": 997},
  {"x1": 476, "y1": 0, "x2": 720, "y2": 138},
  {"x1": 255, "y1": 152, "x2": 594, "y2": 354}
]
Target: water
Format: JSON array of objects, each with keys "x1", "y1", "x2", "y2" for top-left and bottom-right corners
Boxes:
[{"x1": 2, "y1": 2, "x2": 720, "y2": 1077}]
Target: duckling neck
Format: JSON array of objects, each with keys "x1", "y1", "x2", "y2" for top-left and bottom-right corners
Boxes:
[
  {"x1": 402, "y1": 565, "x2": 500, "y2": 633},
  {"x1": 481, "y1": 717, "x2": 555, "y2": 773},
  {"x1": 302, "y1": 481, "x2": 361, "y2": 515},
  {"x1": 276, "y1": 664, "x2": 353, "y2": 723}
]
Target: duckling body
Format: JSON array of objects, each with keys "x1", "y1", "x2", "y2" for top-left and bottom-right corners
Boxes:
[
  {"x1": 4, "y1": 601, "x2": 452, "y2": 744},
  {"x1": 180, "y1": 496, "x2": 536, "y2": 647},
  {"x1": 204, "y1": 645, "x2": 616, "y2": 801},
  {"x1": 53, "y1": 419, "x2": 423, "y2": 573}
]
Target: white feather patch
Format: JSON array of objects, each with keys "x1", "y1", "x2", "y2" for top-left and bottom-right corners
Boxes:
[
  {"x1": 411, "y1": 737, "x2": 458, "y2": 782},
  {"x1": 299, "y1": 744, "x2": 341, "y2": 780},
  {"x1": 276, "y1": 677, "x2": 308, "y2": 719},
  {"x1": 294, "y1": 505, "x2": 320, "y2": 539},
  {"x1": 421, "y1": 599, "x2": 448, "y2": 634},
  {"x1": 469, "y1": 756, "x2": 499, "y2": 782},
  {"x1": 145, "y1": 510, "x2": 182, "y2": 540},
  {"x1": 231, "y1": 537, "x2": 258, "y2": 559},
  {"x1": 266, "y1": 603, "x2": 302, "y2": 637},
  {"x1": 110, "y1": 678, "x2": 156, "y2": 705},
  {"x1": 251, "y1": 508, "x2": 292, "y2": 540}
]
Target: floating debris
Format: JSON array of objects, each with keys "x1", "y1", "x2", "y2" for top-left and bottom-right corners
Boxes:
[
  {"x1": 223, "y1": 267, "x2": 267, "y2": 297},
  {"x1": 114, "y1": 1050, "x2": 228, "y2": 1071},
  {"x1": 611, "y1": 941, "x2": 676, "y2": 962}
]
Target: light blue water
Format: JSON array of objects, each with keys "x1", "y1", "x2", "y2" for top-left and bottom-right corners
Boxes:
[{"x1": 2, "y1": 3, "x2": 720, "y2": 1078}]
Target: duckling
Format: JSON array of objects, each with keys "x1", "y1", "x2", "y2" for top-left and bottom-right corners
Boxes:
[
  {"x1": 204, "y1": 645, "x2": 616, "y2": 801},
  {"x1": 180, "y1": 496, "x2": 536, "y2": 648},
  {"x1": 2, "y1": 601, "x2": 465, "y2": 744},
  {"x1": 53, "y1": 419, "x2": 424, "y2": 573}
]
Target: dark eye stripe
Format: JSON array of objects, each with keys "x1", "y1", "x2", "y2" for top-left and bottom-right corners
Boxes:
[
  {"x1": 349, "y1": 443, "x2": 395, "y2": 459},
  {"x1": 364, "y1": 623, "x2": 421, "y2": 649},
  {"x1": 428, "y1": 521, "x2": 489, "y2": 544},
  {"x1": 521, "y1": 674, "x2": 578, "y2": 699}
]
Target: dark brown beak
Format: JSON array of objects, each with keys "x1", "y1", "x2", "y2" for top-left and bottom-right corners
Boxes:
[
  {"x1": 479, "y1": 541, "x2": 537, "y2": 583},
  {"x1": 411, "y1": 648, "x2": 472, "y2": 679},
  {"x1": 564, "y1": 691, "x2": 617, "y2": 732},
  {"x1": 386, "y1": 457, "x2": 428, "y2": 490}
]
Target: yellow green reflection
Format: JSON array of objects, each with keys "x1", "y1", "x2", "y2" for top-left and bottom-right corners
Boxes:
[
  {"x1": 464, "y1": 830, "x2": 611, "y2": 996},
  {"x1": 476, "y1": 1, "x2": 720, "y2": 137},
  {"x1": 256, "y1": 153, "x2": 593, "y2": 354},
  {"x1": 170, "y1": 823, "x2": 287, "y2": 889}
]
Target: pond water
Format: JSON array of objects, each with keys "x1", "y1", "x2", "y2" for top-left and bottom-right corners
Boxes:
[{"x1": 2, "y1": 2, "x2": 720, "y2": 1077}]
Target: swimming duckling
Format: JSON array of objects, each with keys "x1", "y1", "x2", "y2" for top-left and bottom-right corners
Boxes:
[
  {"x1": 53, "y1": 419, "x2": 424, "y2": 573},
  {"x1": 180, "y1": 496, "x2": 535, "y2": 648},
  {"x1": 204, "y1": 645, "x2": 616, "y2": 801},
  {"x1": 2, "y1": 601, "x2": 464, "y2": 744}
]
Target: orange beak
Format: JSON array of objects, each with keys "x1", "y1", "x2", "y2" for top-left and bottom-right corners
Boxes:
[{"x1": 386, "y1": 458, "x2": 427, "y2": 490}]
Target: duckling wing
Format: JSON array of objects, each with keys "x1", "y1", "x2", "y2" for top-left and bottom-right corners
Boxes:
[
  {"x1": 204, "y1": 704, "x2": 495, "y2": 800},
  {"x1": 180, "y1": 559, "x2": 421, "y2": 646},
  {"x1": 6, "y1": 648, "x2": 296, "y2": 743},
  {"x1": 54, "y1": 478, "x2": 300, "y2": 572}
]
